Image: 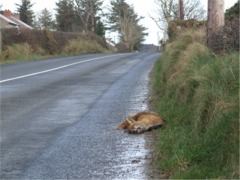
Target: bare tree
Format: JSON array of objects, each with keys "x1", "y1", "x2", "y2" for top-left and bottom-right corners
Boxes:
[
  {"x1": 119, "y1": 8, "x2": 144, "y2": 51},
  {"x1": 108, "y1": 0, "x2": 147, "y2": 51},
  {"x1": 150, "y1": 0, "x2": 206, "y2": 35},
  {"x1": 182, "y1": 0, "x2": 206, "y2": 20},
  {"x1": 150, "y1": 0, "x2": 175, "y2": 34}
]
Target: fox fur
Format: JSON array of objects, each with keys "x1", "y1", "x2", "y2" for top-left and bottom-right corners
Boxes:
[{"x1": 117, "y1": 111, "x2": 165, "y2": 134}]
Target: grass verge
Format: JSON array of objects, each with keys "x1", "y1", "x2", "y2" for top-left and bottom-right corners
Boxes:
[{"x1": 150, "y1": 28, "x2": 239, "y2": 179}]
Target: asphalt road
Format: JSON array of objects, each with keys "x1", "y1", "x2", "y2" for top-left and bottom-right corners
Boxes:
[{"x1": 0, "y1": 52, "x2": 161, "y2": 179}]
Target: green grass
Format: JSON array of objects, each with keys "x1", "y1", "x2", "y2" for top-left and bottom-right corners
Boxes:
[{"x1": 151, "y1": 28, "x2": 239, "y2": 179}]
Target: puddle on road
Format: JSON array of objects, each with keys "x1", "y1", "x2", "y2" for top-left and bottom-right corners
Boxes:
[{"x1": 113, "y1": 134, "x2": 149, "y2": 180}]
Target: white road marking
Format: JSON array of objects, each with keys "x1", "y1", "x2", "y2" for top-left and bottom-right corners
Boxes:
[{"x1": 0, "y1": 54, "x2": 124, "y2": 83}]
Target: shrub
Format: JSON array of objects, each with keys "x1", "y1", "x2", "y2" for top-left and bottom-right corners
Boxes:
[
  {"x1": 225, "y1": 1, "x2": 239, "y2": 20},
  {"x1": 2, "y1": 29, "x2": 108, "y2": 55},
  {"x1": 0, "y1": 29, "x2": 110, "y2": 63},
  {"x1": 0, "y1": 43, "x2": 48, "y2": 63},
  {"x1": 1, "y1": 43, "x2": 33, "y2": 61},
  {"x1": 168, "y1": 19, "x2": 205, "y2": 40},
  {"x1": 115, "y1": 42, "x2": 129, "y2": 53},
  {"x1": 207, "y1": 18, "x2": 239, "y2": 54},
  {"x1": 63, "y1": 39, "x2": 108, "y2": 55},
  {"x1": 43, "y1": 29, "x2": 58, "y2": 54}
]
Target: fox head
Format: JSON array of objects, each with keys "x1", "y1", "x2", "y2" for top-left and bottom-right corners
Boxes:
[{"x1": 126, "y1": 116, "x2": 146, "y2": 134}]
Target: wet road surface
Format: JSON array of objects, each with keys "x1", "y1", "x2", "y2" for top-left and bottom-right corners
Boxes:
[{"x1": 0, "y1": 52, "x2": 160, "y2": 179}]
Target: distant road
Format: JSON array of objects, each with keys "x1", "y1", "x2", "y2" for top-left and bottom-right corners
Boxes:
[{"x1": 0, "y1": 52, "x2": 161, "y2": 179}]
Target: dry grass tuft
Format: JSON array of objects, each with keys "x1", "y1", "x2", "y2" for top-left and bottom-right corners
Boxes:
[
  {"x1": 1, "y1": 43, "x2": 33, "y2": 61},
  {"x1": 63, "y1": 39, "x2": 108, "y2": 55}
]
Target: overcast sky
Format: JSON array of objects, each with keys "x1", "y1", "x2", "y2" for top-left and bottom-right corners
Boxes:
[{"x1": 1, "y1": 0, "x2": 238, "y2": 45}]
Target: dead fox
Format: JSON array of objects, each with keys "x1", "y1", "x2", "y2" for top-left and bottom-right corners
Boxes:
[{"x1": 117, "y1": 111, "x2": 165, "y2": 134}]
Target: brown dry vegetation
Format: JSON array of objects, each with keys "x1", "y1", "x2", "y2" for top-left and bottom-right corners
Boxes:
[{"x1": 0, "y1": 29, "x2": 109, "y2": 64}]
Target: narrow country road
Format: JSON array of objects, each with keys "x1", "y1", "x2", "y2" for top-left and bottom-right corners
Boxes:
[{"x1": 0, "y1": 52, "x2": 160, "y2": 179}]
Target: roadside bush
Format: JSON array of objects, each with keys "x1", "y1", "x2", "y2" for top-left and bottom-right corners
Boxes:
[
  {"x1": 2, "y1": 29, "x2": 46, "y2": 52},
  {"x1": 1, "y1": 43, "x2": 33, "y2": 61},
  {"x1": 0, "y1": 43, "x2": 47, "y2": 63},
  {"x1": 207, "y1": 18, "x2": 239, "y2": 54},
  {"x1": 168, "y1": 19, "x2": 205, "y2": 40},
  {"x1": 0, "y1": 28, "x2": 109, "y2": 63},
  {"x1": 225, "y1": 1, "x2": 239, "y2": 20},
  {"x1": 43, "y1": 29, "x2": 58, "y2": 54},
  {"x1": 115, "y1": 42, "x2": 129, "y2": 53},
  {"x1": 151, "y1": 28, "x2": 239, "y2": 178},
  {"x1": 63, "y1": 39, "x2": 108, "y2": 55},
  {"x1": 2, "y1": 28, "x2": 108, "y2": 55}
]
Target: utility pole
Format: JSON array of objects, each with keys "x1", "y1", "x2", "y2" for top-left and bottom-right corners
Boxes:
[
  {"x1": 207, "y1": 0, "x2": 224, "y2": 44},
  {"x1": 178, "y1": 0, "x2": 184, "y2": 20}
]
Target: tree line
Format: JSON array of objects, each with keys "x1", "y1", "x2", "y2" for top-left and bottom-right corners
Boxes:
[{"x1": 4, "y1": 0, "x2": 147, "y2": 52}]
